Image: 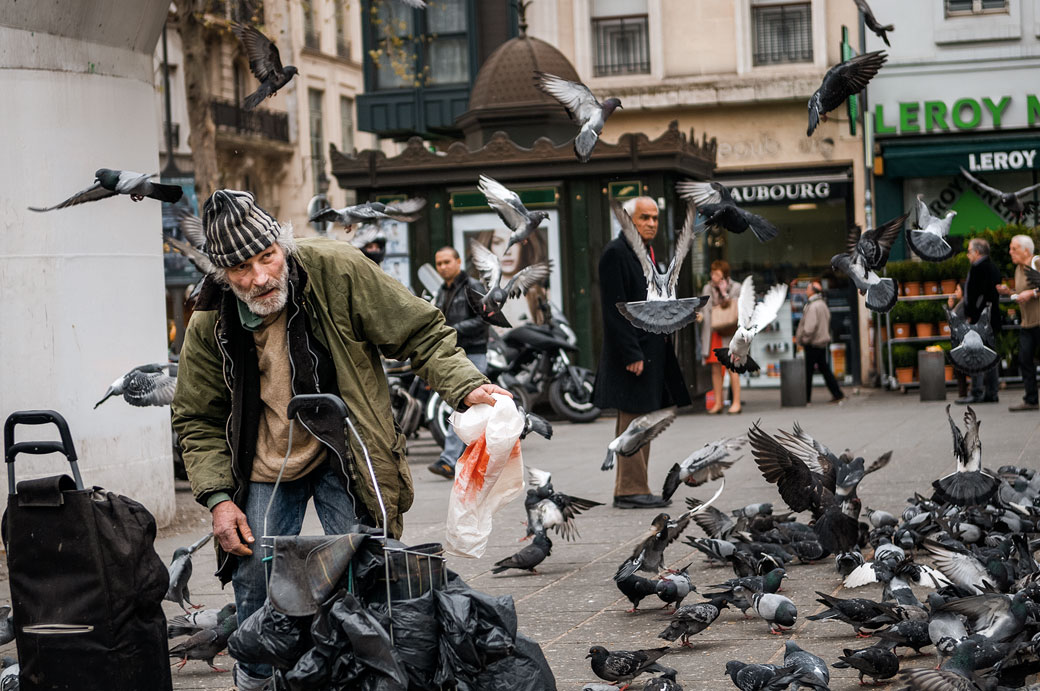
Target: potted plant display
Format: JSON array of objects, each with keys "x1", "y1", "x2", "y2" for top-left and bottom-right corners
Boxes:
[
  {"x1": 938, "y1": 341, "x2": 954, "y2": 381},
  {"x1": 893, "y1": 344, "x2": 917, "y2": 384},
  {"x1": 913, "y1": 300, "x2": 940, "y2": 338},
  {"x1": 940, "y1": 258, "x2": 960, "y2": 295},
  {"x1": 923, "y1": 262, "x2": 941, "y2": 295},
  {"x1": 903, "y1": 262, "x2": 923, "y2": 297},
  {"x1": 890, "y1": 301, "x2": 914, "y2": 339},
  {"x1": 886, "y1": 262, "x2": 905, "y2": 295}
]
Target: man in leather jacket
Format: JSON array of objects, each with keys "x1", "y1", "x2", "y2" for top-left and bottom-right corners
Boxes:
[{"x1": 429, "y1": 246, "x2": 490, "y2": 478}]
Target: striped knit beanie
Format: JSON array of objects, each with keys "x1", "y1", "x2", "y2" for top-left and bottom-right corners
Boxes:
[{"x1": 202, "y1": 189, "x2": 280, "y2": 267}]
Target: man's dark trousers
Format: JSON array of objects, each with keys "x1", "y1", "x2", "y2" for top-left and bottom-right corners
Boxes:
[
  {"x1": 804, "y1": 345, "x2": 842, "y2": 402},
  {"x1": 1020, "y1": 326, "x2": 1040, "y2": 405}
]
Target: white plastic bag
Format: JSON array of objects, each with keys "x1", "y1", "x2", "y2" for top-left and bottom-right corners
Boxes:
[{"x1": 444, "y1": 393, "x2": 525, "y2": 558}]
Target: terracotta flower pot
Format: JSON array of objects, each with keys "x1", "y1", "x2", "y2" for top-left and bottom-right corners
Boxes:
[
  {"x1": 893, "y1": 323, "x2": 911, "y2": 338},
  {"x1": 915, "y1": 323, "x2": 935, "y2": 338},
  {"x1": 895, "y1": 367, "x2": 915, "y2": 384},
  {"x1": 939, "y1": 321, "x2": 951, "y2": 336},
  {"x1": 904, "y1": 282, "x2": 922, "y2": 297},
  {"x1": 944, "y1": 364, "x2": 954, "y2": 382},
  {"x1": 941, "y1": 279, "x2": 958, "y2": 295},
  {"x1": 924, "y1": 281, "x2": 940, "y2": 295}
]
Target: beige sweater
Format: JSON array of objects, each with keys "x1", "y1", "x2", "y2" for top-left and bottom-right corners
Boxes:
[
  {"x1": 251, "y1": 310, "x2": 326, "y2": 482},
  {"x1": 796, "y1": 294, "x2": 831, "y2": 348}
]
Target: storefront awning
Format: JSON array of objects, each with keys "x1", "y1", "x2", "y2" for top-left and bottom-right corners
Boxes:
[{"x1": 879, "y1": 131, "x2": 1040, "y2": 178}]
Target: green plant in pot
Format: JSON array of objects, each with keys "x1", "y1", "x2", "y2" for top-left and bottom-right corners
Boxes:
[
  {"x1": 890, "y1": 301, "x2": 914, "y2": 331},
  {"x1": 911, "y1": 300, "x2": 939, "y2": 337},
  {"x1": 903, "y1": 262, "x2": 924, "y2": 296},
  {"x1": 892, "y1": 344, "x2": 917, "y2": 383}
]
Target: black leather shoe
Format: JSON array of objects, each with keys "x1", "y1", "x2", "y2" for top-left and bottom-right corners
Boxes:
[
  {"x1": 981, "y1": 395, "x2": 999, "y2": 403},
  {"x1": 954, "y1": 396, "x2": 981, "y2": 405},
  {"x1": 613, "y1": 494, "x2": 672, "y2": 509}
]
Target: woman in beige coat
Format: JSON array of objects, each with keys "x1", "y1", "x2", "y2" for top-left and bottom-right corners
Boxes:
[{"x1": 700, "y1": 260, "x2": 743, "y2": 414}]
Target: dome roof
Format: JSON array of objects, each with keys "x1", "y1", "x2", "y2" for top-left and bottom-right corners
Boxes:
[{"x1": 466, "y1": 34, "x2": 581, "y2": 113}]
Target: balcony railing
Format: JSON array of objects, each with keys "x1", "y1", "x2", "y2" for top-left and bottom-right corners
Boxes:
[
  {"x1": 593, "y1": 15, "x2": 650, "y2": 77},
  {"x1": 211, "y1": 99, "x2": 289, "y2": 142},
  {"x1": 162, "y1": 122, "x2": 180, "y2": 149},
  {"x1": 752, "y1": 3, "x2": 813, "y2": 66}
]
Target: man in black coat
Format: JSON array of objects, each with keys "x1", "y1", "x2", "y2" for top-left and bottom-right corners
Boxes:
[
  {"x1": 593, "y1": 197, "x2": 690, "y2": 509},
  {"x1": 958, "y1": 237, "x2": 1003, "y2": 404}
]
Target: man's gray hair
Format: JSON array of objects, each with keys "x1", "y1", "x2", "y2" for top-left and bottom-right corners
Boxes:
[
  {"x1": 211, "y1": 222, "x2": 297, "y2": 285},
  {"x1": 969, "y1": 237, "x2": 990, "y2": 256},
  {"x1": 1012, "y1": 234, "x2": 1035, "y2": 255},
  {"x1": 622, "y1": 196, "x2": 658, "y2": 216}
]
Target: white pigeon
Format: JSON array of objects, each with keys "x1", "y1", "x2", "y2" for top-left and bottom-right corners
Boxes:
[
  {"x1": 907, "y1": 194, "x2": 956, "y2": 262},
  {"x1": 713, "y1": 276, "x2": 787, "y2": 374}
]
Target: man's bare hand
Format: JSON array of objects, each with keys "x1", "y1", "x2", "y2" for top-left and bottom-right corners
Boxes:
[
  {"x1": 463, "y1": 383, "x2": 514, "y2": 408},
  {"x1": 626, "y1": 360, "x2": 644, "y2": 376},
  {"x1": 212, "y1": 501, "x2": 254, "y2": 556},
  {"x1": 997, "y1": 283, "x2": 1012, "y2": 296}
]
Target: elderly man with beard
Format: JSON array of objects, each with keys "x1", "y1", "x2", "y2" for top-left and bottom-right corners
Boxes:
[{"x1": 171, "y1": 190, "x2": 505, "y2": 689}]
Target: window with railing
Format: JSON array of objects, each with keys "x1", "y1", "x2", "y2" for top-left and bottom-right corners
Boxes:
[
  {"x1": 304, "y1": 2, "x2": 320, "y2": 50},
  {"x1": 369, "y1": 0, "x2": 469, "y2": 89},
  {"x1": 334, "y1": 0, "x2": 350, "y2": 58},
  {"x1": 592, "y1": 15, "x2": 650, "y2": 76},
  {"x1": 945, "y1": 0, "x2": 1008, "y2": 15},
  {"x1": 752, "y1": 1, "x2": 813, "y2": 66},
  {"x1": 308, "y1": 89, "x2": 325, "y2": 194}
]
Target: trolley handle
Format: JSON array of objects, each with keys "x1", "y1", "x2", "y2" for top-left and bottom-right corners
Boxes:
[{"x1": 4, "y1": 410, "x2": 85, "y2": 491}]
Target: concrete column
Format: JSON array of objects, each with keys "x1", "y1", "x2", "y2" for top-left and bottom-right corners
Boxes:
[{"x1": 0, "y1": 1, "x2": 176, "y2": 525}]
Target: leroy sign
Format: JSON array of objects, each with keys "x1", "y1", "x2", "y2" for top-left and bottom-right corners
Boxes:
[{"x1": 874, "y1": 94, "x2": 1040, "y2": 134}]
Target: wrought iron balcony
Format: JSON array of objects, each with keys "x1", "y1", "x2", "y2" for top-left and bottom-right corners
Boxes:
[{"x1": 211, "y1": 99, "x2": 289, "y2": 142}]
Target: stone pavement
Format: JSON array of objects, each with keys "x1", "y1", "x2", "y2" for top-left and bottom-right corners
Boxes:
[{"x1": 3, "y1": 385, "x2": 1040, "y2": 689}]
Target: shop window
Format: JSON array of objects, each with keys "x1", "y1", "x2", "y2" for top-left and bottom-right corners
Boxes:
[
  {"x1": 945, "y1": 0, "x2": 1009, "y2": 15},
  {"x1": 369, "y1": 0, "x2": 469, "y2": 90},
  {"x1": 308, "y1": 89, "x2": 325, "y2": 194},
  {"x1": 752, "y1": 1, "x2": 813, "y2": 66},
  {"x1": 591, "y1": 0, "x2": 650, "y2": 76}
]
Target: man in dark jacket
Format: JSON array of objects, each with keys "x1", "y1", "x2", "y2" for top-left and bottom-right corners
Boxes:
[
  {"x1": 429, "y1": 246, "x2": 490, "y2": 479},
  {"x1": 593, "y1": 197, "x2": 690, "y2": 509},
  {"x1": 958, "y1": 237, "x2": 1003, "y2": 404}
]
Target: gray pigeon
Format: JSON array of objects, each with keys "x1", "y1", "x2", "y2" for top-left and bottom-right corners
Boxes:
[
  {"x1": 932, "y1": 405, "x2": 999, "y2": 508},
  {"x1": 164, "y1": 233, "x2": 214, "y2": 276},
  {"x1": 725, "y1": 661, "x2": 802, "y2": 691},
  {"x1": 945, "y1": 305, "x2": 999, "y2": 375},
  {"x1": 831, "y1": 645, "x2": 900, "y2": 685},
  {"x1": 467, "y1": 239, "x2": 551, "y2": 328},
  {"x1": 908, "y1": 194, "x2": 956, "y2": 262},
  {"x1": 95, "y1": 363, "x2": 178, "y2": 409},
  {"x1": 655, "y1": 566, "x2": 695, "y2": 610},
  {"x1": 658, "y1": 598, "x2": 726, "y2": 647},
  {"x1": 535, "y1": 72, "x2": 622, "y2": 162},
  {"x1": 587, "y1": 645, "x2": 675, "y2": 687},
  {"x1": 231, "y1": 23, "x2": 298, "y2": 110},
  {"x1": 518, "y1": 407, "x2": 553, "y2": 441},
  {"x1": 165, "y1": 532, "x2": 214, "y2": 613},
  {"x1": 831, "y1": 216, "x2": 907, "y2": 313},
  {"x1": 603, "y1": 408, "x2": 676, "y2": 471},
  {"x1": 643, "y1": 670, "x2": 683, "y2": 691},
  {"x1": 524, "y1": 468, "x2": 601, "y2": 541},
  {"x1": 29, "y1": 169, "x2": 183, "y2": 211},
  {"x1": 168, "y1": 613, "x2": 238, "y2": 672},
  {"x1": 735, "y1": 586, "x2": 797, "y2": 634},
  {"x1": 960, "y1": 167, "x2": 1040, "y2": 221},
  {"x1": 0, "y1": 657, "x2": 18, "y2": 691},
  {"x1": 478, "y1": 175, "x2": 549, "y2": 253},
  {"x1": 0, "y1": 607, "x2": 12, "y2": 646},
  {"x1": 583, "y1": 685, "x2": 621, "y2": 691},
  {"x1": 677, "y1": 181, "x2": 779, "y2": 243},
  {"x1": 854, "y1": 0, "x2": 894, "y2": 46},
  {"x1": 491, "y1": 532, "x2": 552, "y2": 574},
  {"x1": 807, "y1": 51, "x2": 887, "y2": 136},
  {"x1": 398, "y1": 0, "x2": 427, "y2": 6},
  {"x1": 783, "y1": 641, "x2": 831, "y2": 691},
  {"x1": 168, "y1": 602, "x2": 237, "y2": 639},
  {"x1": 661, "y1": 435, "x2": 744, "y2": 501},
  {"x1": 309, "y1": 198, "x2": 426, "y2": 227}
]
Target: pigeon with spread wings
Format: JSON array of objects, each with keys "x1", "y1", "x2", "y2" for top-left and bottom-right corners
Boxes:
[
  {"x1": 932, "y1": 405, "x2": 999, "y2": 507},
  {"x1": 677, "y1": 180, "x2": 779, "y2": 244},
  {"x1": 29, "y1": 169, "x2": 182, "y2": 212},
  {"x1": 960, "y1": 167, "x2": 1040, "y2": 221},
  {"x1": 535, "y1": 71, "x2": 622, "y2": 163},
  {"x1": 713, "y1": 276, "x2": 788, "y2": 374},
  {"x1": 807, "y1": 51, "x2": 887, "y2": 136},
  {"x1": 466, "y1": 239, "x2": 551, "y2": 328},
  {"x1": 603, "y1": 408, "x2": 676, "y2": 472},
  {"x1": 945, "y1": 304, "x2": 998, "y2": 375},
  {"x1": 478, "y1": 175, "x2": 548, "y2": 253},
  {"x1": 231, "y1": 23, "x2": 298, "y2": 110},
  {"x1": 661, "y1": 435, "x2": 745, "y2": 501},
  {"x1": 95, "y1": 363, "x2": 178, "y2": 409},
  {"x1": 854, "y1": 0, "x2": 894, "y2": 47},
  {"x1": 831, "y1": 214, "x2": 907, "y2": 313},
  {"x1": 524, "y1": 467, "x2": 603, "y2": 541},
  {"x1": 907, "y1": 194, "x2": 956, "y2": 262},
  {"x1": 308, "y1": 198, "x2": 426, "y2": 227},
  {"x1": 611, "y1": 200, "x2": 708, "y2": 334}
]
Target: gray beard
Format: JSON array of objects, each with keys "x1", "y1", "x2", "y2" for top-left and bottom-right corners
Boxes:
[{"x1": 230, "y1": 262, "x2": 289, "y2": 316}]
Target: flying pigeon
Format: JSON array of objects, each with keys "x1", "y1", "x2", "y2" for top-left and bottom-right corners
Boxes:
[
  {"x1": 661, "y1": 435, "x2": 744, "y2": 501},
  {"x1": 854, "y1": 0, "x2": 894, "y2": 46},
  {"x1": 783, "y1": 641, "x2": 830, "y2": 691},
  {"x1": 165, "y1": 532, "x2": 214, "y2": 613},
  {"x1": 831, "y1": 215, "x2": 908, "y2": 313},
  {"x1": 465, "y1": 239, "x2": 551, "y2": 328},
  {"x1": 587, "y1": 645, "x2": 674, "y2": 689},
  {"x1": 643, "y1": 670, "x2": 683, "y2": 691},
  {"x1": 168, "y1": 613, "x2": 238, "y2": 672},
  {"x1": 518, "y1": 406, "x2": 553, "y2": 441},
  {"x1": 831, "y1": 645, "x2": 900, "y2": 685},
  {"x1": 677, "y1": 181, "x2": 779, "y2": 243},
  {"x1": 524, "y1": 467, "x2": 602, "y2": 541},
  {"x1": 734, "y1": 585, "x2": 797, "y2": 634},
  {"x1": 309, "y1": 198, "x2": 426, "y2": 227},
  {"x1": 658, "y1": 597, "x2": 727, "y2": 647},
  {"x1": 231, "y1": 23, "x2": 298, "y2": 110},
  {"x1": 535, "y1": 72, "x2": 622, "y2": 162},
  {"x1": 611, "y1": 200, "x2": 709, "y2": 334},
  {"x1": 29, "y1": 169, "x2": 183, "y2": 212},
  {"x1": 164, "y1": 233, "x2": 215, "y2": 276},
  {"x1": 478, "y1": 175, "x2": 549, "y2": 253},
  {"x1": 898, "y1": 668, "x2": 981, "y2": 691},
  {"x1": 492, "y1": 532, "x2": 552, "y2": 574},
  {"x1": 945, "y1": 305, "x2": 998, "y2": 375},
  {"x1": 724, "y1": 661, "x2": 802, "y2": 691},
  {"x1": 932, "y1": 405, "x2": 999, "y2": 507},
  {"x1": 960, "y1": 167, "x2": 1040, "y2": 221},
  {"x1": 168, "y1": 602, "x2": 237, "y2": 639},
  {"x1": 603, "y1": 408, "x2": 677, "y2": 471},
  {"x1": 713, "y1": 276, "x2": 788, "y2": 373},
  {"x1": 908, "y1": 194, "x2": 956, "y2": 262},
  {"x1": 95, "y1": 363, "x2": 178, "y2": 409},
  {"x1": 807, "y1": 51, "x2": 887, "y2": 136}
]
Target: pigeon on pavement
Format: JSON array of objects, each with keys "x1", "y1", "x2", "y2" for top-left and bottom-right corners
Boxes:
[
  {"x1": 946, "y1": 305, "x2": 999, "y2": 375},
  {"x1": 492, "y1": 532, "x2": 552, "y2": 574},
  {"x1": 807, "y1": 590, "x2": 892, "y2": 636},
  {"x1": 231, "y1": 23, "x2": 298, "y2": 110},
  {"x1": 95, "y1": 363, "x2": 178, "y2": 409},
  {"x1": 587, "y1": 645, "x2": 674, "y2": 690},
  {"x1": 703, "y1": 568, "x2": 786, "y2": 617},
  {"x1": 165, "y1": 532, "x2": 214, "y2": 613},
  {"x1": 617, "y1": 572, "x2": 660, "y2": 612},
  {"x1": 875, "y1": 619, "x2": 933, "y2": 656},
  {"x1": 661, "y1": 435, "x2": 744, "y2": 500},
  {"x1": 832, "y1": 645, "x2": 900, "y2": 685},
  {"x1": 535, "y1": 72, "x2": 622, "y2": 162},
  {"x1": 932, "y1": 405, "x2": 999, "y2": 507},
  {"x1": 960, "y1": 167, "x2": 1040, "y2": 221},
  {"x1": 309, "y1": 198, "x2": 426, "y2": 227},
  {"x1": 658, "y1": 597, "x2": 727, "y2": 647},
  {"x1": 169, "y1": 613, "x2": 238, "y2": 672},
  {"x1": 29, "y1": 169, "x2": 183, "y2": 212},
  {"x1": 934, "y1": 591, "x2": 1034, "y2": 643},
  {"x1": 524, "y1": 467, "x2": 602, "y2": 540},
  {"x1": 655, "y1": 565, "x2": 696, "y2": 610},
  {"x1": 678, "y1": 181, "x2": 778, "y2": 243},
  {"x1": 854, "y1": 0, "x2": 894, "y2": 46},
  {"x1": 478, "y1": 175, "x2": 549, "y2": 253},
  {"x1": 734, "y1": 585, "x2": 797, "y2": 634},
  {"x1": 611, "y1": 200, "x2": 709, "y2": 334},
  {"x1": 831, "y1": 214, "x2": 908, "y2": 313},
  {"x1": 908, "y1": 194, "x2": 956, "y2": 262},
  {"x1": 783, "y1": 641, "x2": 831, "y2": 691},
  {"x1": 725, "y1": 661, "x2": 802, "y2": 691},
  {"x1": 643, "y1": 670, "x2": 683, "y2": 691},
  {"x1": 168, "y1": 602, "x2": 237, "y2": 639},
  {"x1": 714, "y1": 276, "x2": 788, "y2": 373},
  {"x1": 0, "y1": 608, "x2": 11, "y2": 647},
  {"x1": 603, "y1": 408, "x2": 677, "y2": 471},
  {"x1": 467, "y1": 239, "x2": 551, "y2": 328},
  {"x1": 807, "y1": 51, "x2": 887, "y2": 136}
]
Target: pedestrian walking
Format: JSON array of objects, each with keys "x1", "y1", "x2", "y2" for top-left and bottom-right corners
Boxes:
[
  {"x1": 171, "y1": 190, "x2": 505, "y2": 690},
  {"x1": 796, "y1": 281, "x2": 844, "y2": 404},
  {"x1": 428, "y1": 245, "x2": 491, "y2": 479},
  {"x1": 700, "y1": 260, "x2": 743, "y2": 414},
  {"x1": 999, "y1": 234, "x2": 1040, "y2": 411},
  {"x1": 956, "y1": 238, "x2": 1002, "y2": 404},
  {"x1": 593, "y1": 196, "x2": 689, "y2": 509}
]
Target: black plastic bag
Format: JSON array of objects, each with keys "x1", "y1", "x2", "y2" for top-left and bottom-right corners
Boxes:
[
  {"x1": 462, "y1": 633, "x2": 557, "y2": 691},
  {"x1": 227, "y1": 601, "x2": 311, "y2": 670},
  {"x1": 368, "y1": 591, "x2": 439, "y2": 689}
]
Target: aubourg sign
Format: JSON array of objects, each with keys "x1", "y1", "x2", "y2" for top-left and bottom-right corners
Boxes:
[{"x1": 874, "y1": 94, "x2": 1040, "y2": 134}]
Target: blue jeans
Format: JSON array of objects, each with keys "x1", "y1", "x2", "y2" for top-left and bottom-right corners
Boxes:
[
  {"x1": 439, "y1": 353, "x2": 487, "y2": 468},
  {"x1": 233, "y1": 463, "x2": 365, "y2": 681}
]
